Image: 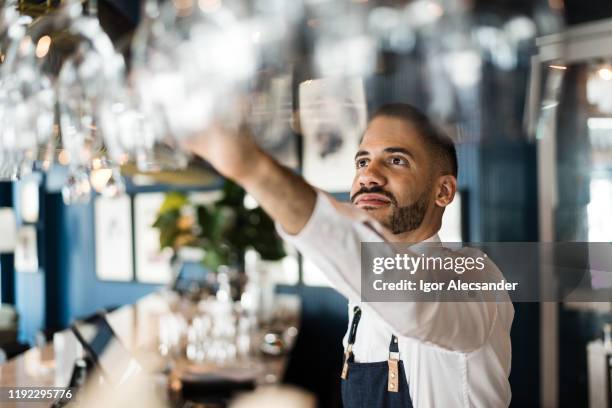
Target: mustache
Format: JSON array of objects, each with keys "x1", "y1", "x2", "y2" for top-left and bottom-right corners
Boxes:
[{"x1": 350, "y1": 186, "x2": 398, "y2": 206}]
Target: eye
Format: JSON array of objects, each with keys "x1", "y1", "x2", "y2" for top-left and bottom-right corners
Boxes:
[
  {"x1": 389, "y1": 156, "x2": 408, "y2": 166},
  {"x1": 356, "y1": 158, "x2": 369, "y2": 169}
]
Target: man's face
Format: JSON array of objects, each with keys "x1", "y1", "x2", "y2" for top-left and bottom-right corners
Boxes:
[{"x1": 350, "y1": 116, "x2": 435, "y2": 234}]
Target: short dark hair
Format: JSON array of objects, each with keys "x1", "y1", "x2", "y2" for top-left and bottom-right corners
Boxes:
[{"x1": 369, "y1": 103, "x2": 458, "y2": 177}]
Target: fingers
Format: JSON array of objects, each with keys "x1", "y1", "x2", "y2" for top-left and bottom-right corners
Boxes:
[{"x1": 180, "y1": 134, "x2": 205, "y2": 157}]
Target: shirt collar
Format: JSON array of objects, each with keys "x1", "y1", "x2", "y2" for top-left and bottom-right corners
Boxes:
[
  {"x1": 408, "y1": 233, "x2": 441, "y2": 252},
  {"x1": 423, "y1": 233, "x2": 441, "y2": 243}
]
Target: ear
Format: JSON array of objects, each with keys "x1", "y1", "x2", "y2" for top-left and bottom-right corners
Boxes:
[{"x1": 434, "y1": 175, "x2": 457, "y2": 208}]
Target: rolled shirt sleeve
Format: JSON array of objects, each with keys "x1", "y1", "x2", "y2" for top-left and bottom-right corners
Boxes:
[{"x1": 277, "y1": 190, "x2": 500, "y2": 353}]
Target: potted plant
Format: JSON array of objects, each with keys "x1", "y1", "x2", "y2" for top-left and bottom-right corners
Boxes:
[{"x1": 152, "y1": 179, "x2": 286, "y2": 300}]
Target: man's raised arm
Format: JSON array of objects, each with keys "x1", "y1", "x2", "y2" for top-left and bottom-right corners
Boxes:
[
  {"x1": 185, "y1": 125, "x2": 503, "y2": 353},
  {"x1": 184, "y1": 125, "x2": 316, "y2": 235}
]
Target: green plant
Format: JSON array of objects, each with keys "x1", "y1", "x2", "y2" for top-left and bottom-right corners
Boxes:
[{"x1": 152, "y1": 180, "x2": 286, "y2": 271}]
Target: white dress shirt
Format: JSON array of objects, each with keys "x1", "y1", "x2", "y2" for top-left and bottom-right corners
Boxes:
[{"x1": 278, "y1": 191, "x2": 514, "y2": 407}]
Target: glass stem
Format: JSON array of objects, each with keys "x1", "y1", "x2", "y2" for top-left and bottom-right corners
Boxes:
[{"x1": 86, "y1": 0, "x2": 97, "y2": 17}]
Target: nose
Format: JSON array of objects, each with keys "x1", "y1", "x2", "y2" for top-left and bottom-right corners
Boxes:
[{"x1": 358, "y1": 160, "x2": 387, "y2": 188}]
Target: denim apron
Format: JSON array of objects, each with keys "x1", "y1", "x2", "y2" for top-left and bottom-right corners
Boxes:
[{"x1": 341, "y1": 306, "x2": 414, "y2": 408}]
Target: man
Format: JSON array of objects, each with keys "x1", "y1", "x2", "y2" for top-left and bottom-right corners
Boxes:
[{"x1": 186, "y1": 103, "x2": 513, "y2": 407}]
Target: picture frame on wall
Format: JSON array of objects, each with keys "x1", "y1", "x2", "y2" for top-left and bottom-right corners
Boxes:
[
  {"x1": 134, "y1": 193, "x2": 174, "y2": 284},
  {"x1": 249, "y1": 74, "x2": 299, "y2": 169},
  {"x1": 14, "y1": 225, "x2": 38, "y2": 273},
  {"x1": 0, "y1": 208, "x2": 17, "y2": 253},
  {"x1": 299, "y1": 77, "x2": 368, "y2": 192},
  {"x1": 94, "y1": 195, "x2": 134, "y2": 282},
  {"x1": 18, "y1": 177, "x2": 40, "y2": 224}
]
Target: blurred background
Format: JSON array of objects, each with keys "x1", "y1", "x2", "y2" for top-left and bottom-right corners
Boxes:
[{"x1": 0, "y1": 0, "x2": 611, "y2": 407}]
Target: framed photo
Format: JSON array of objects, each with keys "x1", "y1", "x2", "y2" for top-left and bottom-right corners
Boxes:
[
  {"x1": 249, "y1": 74, "x2": 299, "y2": 169},
  {"x1": 14, "y1": 226, "x2": 38, "y2": 273},
  {"x1": 94, "y1": 195, "x2": 134, "y2": 282},
  {"x1": 299, "y1": 77, "x2": 367, "y2": 192},
  {"x1": 0, "y1": 208, "x2": 17, "y2": 253},
  {"x1": 18, "y1": 178, "x2": 40, "y2": 223},
  {"x1": 134, "y1": 193, "x2": 174, "y2": 284}
]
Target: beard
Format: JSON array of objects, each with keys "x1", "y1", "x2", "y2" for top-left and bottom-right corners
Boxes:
[
  {"x1": 387, "y1": 192, "x2": 429, "y2": 234},
  {"x1": 351, "y1": 186, "x2": 430, "y2": 234}
]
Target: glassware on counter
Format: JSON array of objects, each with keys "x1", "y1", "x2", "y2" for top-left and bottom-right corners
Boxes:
[
  {"x1": 158, "y1": 312, "x2": 187, "y2": 359},
  {"x1": 185, "y1": 314, "x2": 211, "y2": 362}
]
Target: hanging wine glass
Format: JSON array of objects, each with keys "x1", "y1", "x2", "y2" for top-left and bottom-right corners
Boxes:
[
  {"x1": 131, "y1": 0, "x2": 260, "y2": 145},
  {"x1": 0, "y1": 0, "x2": 54, "y2": 180},
  {"x1": 129, "y1": 0, "x2": 303, "y2": 171},
  {"x1": 27, "y1": 0, "x2": 126, "y2": 203},
  {"x1": 108, "y1": 0, "x2": 189, "y2": 173},
  {"x1": 0, "y1": 0, "x2": 25, "y2": 180},
  {"x1": 89, "y1": 156, "x2": 125, "y2": 197},
  {"x1": 308, "y1": 0, "x2": 377, "y2": 79},
  {"x1": 242, "y1": 0, "x2": 302, "y2": 168}
]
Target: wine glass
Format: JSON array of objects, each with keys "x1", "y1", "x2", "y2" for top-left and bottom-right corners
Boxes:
[
  {"x1": 26, "y1": 0, "x2": 126, "y2": 203},
  {"x1": 130, "y1": 0, "x2": 278, "y2": 147},
  {"x1": 0, "y1": 0, "x2": 54, "y2": 180}
]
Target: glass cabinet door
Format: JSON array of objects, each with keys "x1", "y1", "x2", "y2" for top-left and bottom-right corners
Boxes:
[{"x1": 534, "y1": 19, "x2": 612, "y2": 408}]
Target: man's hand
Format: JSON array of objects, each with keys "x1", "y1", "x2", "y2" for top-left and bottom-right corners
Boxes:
[
  {"x1": 183, "y1": 124, "x2": 263, "y2": 183},
  {"x1": 183, "y1": 124, "x2": 317, "y2": 235}
]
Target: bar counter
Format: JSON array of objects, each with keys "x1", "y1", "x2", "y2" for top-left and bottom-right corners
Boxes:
[{"x1": 0, "y1": 291, "x2": 301, "y2": 407}]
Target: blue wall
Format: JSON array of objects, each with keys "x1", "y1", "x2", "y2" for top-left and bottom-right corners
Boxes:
[
  {"x1": 39, "y1": 171, "x2": 223, "y2": 334},
  {"x1": 9, "y1": 176, "x2": 46, "y2": 344},
  {"x1": 11, "y1": 186, "x2": 162, "y2": 343},
  {"x1": 9, "y1": 165, "x2": 223, "y2": 342},
  {"x1": 15, "y1": 273, "x2": 45, "y2": 344},
  {"x1": 51, "y1": 194, "x2": 161, "y2": 329}
]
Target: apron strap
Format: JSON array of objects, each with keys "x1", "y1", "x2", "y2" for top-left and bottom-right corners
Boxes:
[
  {"x1": 389, "y1": 335, "x2": 399, "y2": 353},
  {"x1": 341, "y1": 306, "x2": 362, "y2": 379},
  {"x1": 388, "y1": 335, "x2": 400, "y2": 393},
  {"x1": 341, "y1": 306, "x2": 403, "y2": 394},
  {"x1": 347, "y1": 306, "x2": 362, "y2": 346},
  {"x1": 389, "y1": 335, "x2": 400, "y2": 359}
]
